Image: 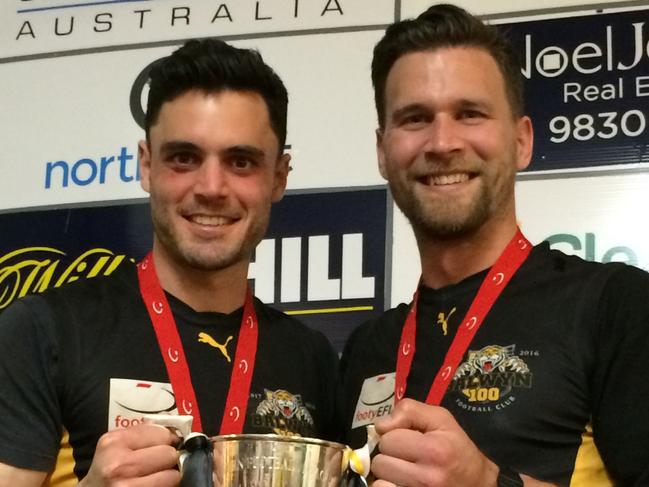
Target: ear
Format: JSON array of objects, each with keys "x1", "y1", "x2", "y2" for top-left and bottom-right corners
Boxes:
[
  {"x1": 138, "y1": 140, "x2": 152, "y2": 194},
  {"x1": 515, "y1": 116, "x2": 534, "y2": 171},
  {"x1": 376, "y1": 128, "x2": 388, "y2": 180},
  {"x1": 271, "y1": 152, "x2": 291, "y2": 202}
]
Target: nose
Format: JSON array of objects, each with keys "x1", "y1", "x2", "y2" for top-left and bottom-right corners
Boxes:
[
  {"x1": 194, "y1": 159, "x2": 228, "y2": 199},
  {"x1": 422, "y1": 115, "x2": 463, "y2": 157}
]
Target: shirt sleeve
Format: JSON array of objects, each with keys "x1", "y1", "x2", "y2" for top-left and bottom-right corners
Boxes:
[
  {"x1": 591, "y1": 264, "x2": 649, "y2": 485},
  {"x1": 0, "y1": 297, "x2": 62, "y2": 472}
]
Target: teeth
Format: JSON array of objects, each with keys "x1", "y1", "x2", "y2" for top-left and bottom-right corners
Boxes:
[
  {"x1": 431, "y1": 173, "x2": 469, "y2": 185},
  {"x1": 191, "y1": 215, "x2": 230, "y2": 226}
]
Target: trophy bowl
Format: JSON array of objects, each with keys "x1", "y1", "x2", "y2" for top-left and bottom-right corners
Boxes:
[{"x1": 211, "y1": 433, "x2": 350, "y2": 487}]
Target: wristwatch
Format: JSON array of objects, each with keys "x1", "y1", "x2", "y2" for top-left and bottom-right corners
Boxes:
[{"x1": 497, "y1": 466, "x2": 524, "y2": 487}]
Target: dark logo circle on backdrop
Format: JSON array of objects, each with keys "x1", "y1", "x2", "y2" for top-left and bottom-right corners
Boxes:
[{"x1": 130, "y1": 58, "x2": 162, "y2": 130}]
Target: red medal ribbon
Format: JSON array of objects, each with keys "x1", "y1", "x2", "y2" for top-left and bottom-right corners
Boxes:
[
  {"x1": 395, "y1": 230, "x2": 532, "y2": 406},
  {"x1": 137, "y1": 252, "x2": 258, "y2": 434}
]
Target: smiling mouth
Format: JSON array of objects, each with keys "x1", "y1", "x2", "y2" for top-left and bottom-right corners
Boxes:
[
  {"x1": 188, "y1": 214, "x2": 236, "y2": 226},
  {"x1": 417, "y1": 172, "x2": 474, "y2": 186}
]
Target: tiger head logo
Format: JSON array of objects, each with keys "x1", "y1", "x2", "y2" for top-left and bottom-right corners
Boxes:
[
  {"x1": 272, "y1": 389, "x2": 298, "y2": 418},
  {"x1": 256, "y1": 389, "x2": 313, "y2": 425},
  {"x1": 473, "y1": 345, "x2": 511, "y2": 373},
  {"x1": 455, "y1": 344, "x2": 529, "y2": 378}
]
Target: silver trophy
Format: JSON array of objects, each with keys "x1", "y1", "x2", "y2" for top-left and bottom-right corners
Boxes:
[
  {"x1": 212, "y1": 433, "x2": 349, "y2": 486},
  {"x1": 144, "y1": 415, "x2": 377, "y2": 487}
]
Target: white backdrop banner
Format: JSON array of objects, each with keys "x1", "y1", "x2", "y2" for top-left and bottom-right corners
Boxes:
[
  {"x1": 2, "y1": 0, "x2": 394, "y2": 58},
  {"x1": 2, "y1": 0, "x2": 648, "y2": 315}
]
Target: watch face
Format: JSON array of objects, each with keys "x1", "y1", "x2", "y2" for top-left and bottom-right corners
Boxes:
[{"x1": 497, "y1": 467, "x2": 524, "y2": 487}]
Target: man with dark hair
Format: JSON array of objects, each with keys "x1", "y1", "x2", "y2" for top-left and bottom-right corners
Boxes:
[
  {"x1": 0, "y1": 38, "x2": 339, "y2": 486},
  {"x1": 144, "y1": 39, "x2": 289, "y2": 151},
  {"x1": 341, "y1": 4, "x2": 649, "y2": 486}
]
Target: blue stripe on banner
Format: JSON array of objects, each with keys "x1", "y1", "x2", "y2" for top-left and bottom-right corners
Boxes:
[{"x1": 17, "y1": 0, "x2": 151, "y2": 14}]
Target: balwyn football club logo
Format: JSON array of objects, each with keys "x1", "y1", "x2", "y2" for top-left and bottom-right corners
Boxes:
[{"x1": 451, "y1": 344, "x2": 532, "y2": 406}]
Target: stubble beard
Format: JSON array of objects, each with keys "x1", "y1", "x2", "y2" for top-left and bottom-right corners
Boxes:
[
  {"x1": 391, "y1": 158, "x2": 517, "y2": 241},
  {"x1": 394, "y1": 180, "x2": 492, "y2": 240},
  {"x1": 150, "y1": 196, "x2": 269, "y2": 272}
]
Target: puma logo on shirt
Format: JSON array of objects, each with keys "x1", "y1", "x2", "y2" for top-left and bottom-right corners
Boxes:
[
  {"x1": 198, "y1": 332, "x2": 233, "y2": 362},
  {"x1": 437, "y1": 307, "x2": 456, "y2": 336}
]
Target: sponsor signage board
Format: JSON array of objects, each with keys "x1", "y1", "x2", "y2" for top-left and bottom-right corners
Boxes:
[
  {"x1": 389, "y1": 173, "x2": 649, "y2": 307},
  {"x1": 502, "y1": 8, "x2": 649, "y2": 172},
  {"x1": 0, "y1": 187, "x2": 388, "y2": 351},
  {"x1": 1, "y1": 0, "x2": 394, "y2": 60},
  {"x1": 516, "y1": 174, "x2": 649, "y2": 270},
  {"x1": 400, "y1": 0, "x2": 639, "y2": 18},
  {"x1": 0, "y1": 31, "x2": 382, "y2": 211}
]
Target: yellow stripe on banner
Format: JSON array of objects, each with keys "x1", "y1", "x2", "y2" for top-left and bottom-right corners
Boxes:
[
  {"x1": 569, "y1": 423, "x2": 613, "y2": 487},
  {"x1": 44, "y1": 430, "x2": 77, "y2": 487},
  {"x1": 285, "y1": 306, "x2": 374, "y2": 316}
]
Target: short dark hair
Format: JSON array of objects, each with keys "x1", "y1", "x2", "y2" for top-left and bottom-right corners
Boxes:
[
  {"x1": 372, "y1": 3, "x2": 524, "y2": 128},
  {"x1": 145, "y1": 38, "x2": 288, "y2": 152}
]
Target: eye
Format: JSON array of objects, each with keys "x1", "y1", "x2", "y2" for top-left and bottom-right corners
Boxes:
[
  {"x1": 230, "y1": 156, "x2": 254, "y2": 171},
  {"x1": 168, "y1": 152, "x2": 198, "y2": 167},
  {"x1": 458, "y1": 109, "x2": 486, "y2": 121},
  {"x1": 399, "y1": 112, "x2": 431, "y2": 128},
  {"x1": 405, "y1": 114, "x2": 426, "y2": 124}
]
